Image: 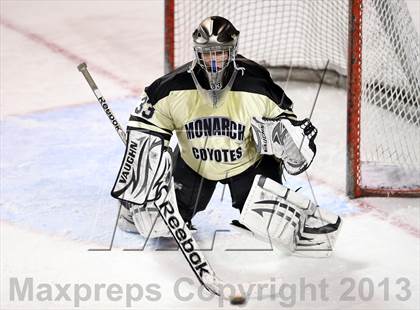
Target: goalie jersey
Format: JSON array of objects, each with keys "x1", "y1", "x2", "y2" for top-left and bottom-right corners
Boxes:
[{"x1": 128, "y1": 55, "x2": 296, "y2": 181}]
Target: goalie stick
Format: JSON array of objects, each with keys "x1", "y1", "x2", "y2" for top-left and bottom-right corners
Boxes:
[
  {"x1": 77, "y1": 63, "x2": 248, "y2": 301},
  {"x1": 77, "y1": 63, "x2": 126, "y2": 143}
]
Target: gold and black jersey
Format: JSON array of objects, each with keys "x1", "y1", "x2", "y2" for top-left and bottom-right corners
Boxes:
[{"x1": 128, "y1": 55, "x2": 296, "y2": 181}]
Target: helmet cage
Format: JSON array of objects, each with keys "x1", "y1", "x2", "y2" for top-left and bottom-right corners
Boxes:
[{"x1": 194, "y1": 45, "x2": 237, "y2": 90}]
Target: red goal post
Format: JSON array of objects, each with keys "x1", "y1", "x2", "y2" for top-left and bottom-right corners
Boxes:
[{"x1": 164, "y1": 0, "x2": 420, "y2": 198}]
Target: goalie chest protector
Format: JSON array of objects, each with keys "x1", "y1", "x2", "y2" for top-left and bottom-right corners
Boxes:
[{"x1": 127, "y1": 55, "x2": 296, "y2": 181}]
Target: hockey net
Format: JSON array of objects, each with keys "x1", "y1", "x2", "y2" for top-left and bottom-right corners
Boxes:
[{"x1": 164, "y1": 0, "x2": 420, "y2": 198}]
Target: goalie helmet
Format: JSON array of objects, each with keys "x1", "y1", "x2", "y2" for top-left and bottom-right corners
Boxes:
[{"x1": 190, "y1": 16, "x2": 244, "y2": 106}]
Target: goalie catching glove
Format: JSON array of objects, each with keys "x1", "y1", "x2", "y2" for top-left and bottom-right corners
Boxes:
[
  {"x1": 251, "y1": 116, "x2": 317, "y2": 175},
  {"x1": 237, "y1": 175, "x2": 342, "y2": 257},
  {"x1": 111, "y1": 130, "x2": 172, "y2": 238}
]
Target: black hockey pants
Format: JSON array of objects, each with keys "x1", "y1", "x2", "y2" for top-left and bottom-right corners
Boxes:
[{"x1": 172, "y1": 154, "x2": 283, "y2": 222}]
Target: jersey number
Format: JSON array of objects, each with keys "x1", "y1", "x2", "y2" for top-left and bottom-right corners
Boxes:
[{"x1": 135, "y1": 95, "x2": 155, "y2": 119}]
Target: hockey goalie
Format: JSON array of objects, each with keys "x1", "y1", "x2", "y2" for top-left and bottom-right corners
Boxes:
[{"x1": 111, "y1": 16, "x2": 341, "y2": 256}]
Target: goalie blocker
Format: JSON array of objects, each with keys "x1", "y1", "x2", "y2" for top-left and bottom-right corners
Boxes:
[
  {"x1": 111, "y1": 129, "x2": 172, "y2": 238},
  {"x1": 236, "y1": 175, "x2": 342, "y2": 257}
]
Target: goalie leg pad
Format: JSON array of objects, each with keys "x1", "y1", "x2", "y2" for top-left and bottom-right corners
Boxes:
[
  {"x1": 116, "y1": 199, "x2": 171, "y2": 237},
  {"x1": 239, "y1": 175, "x2": 317, "y2": 251},
  {"x1": 239, "y1": 175, "x2": 342, "y2": 255},
  {"x1": 131, "y1": 202, "x2": 171, "y2": 238},
  {"x1": 295, "y1": 208, "x2": 342, "y2": 257},
  {"x1": 117, "y1": 201, "x2": 138, "y2": 234}
]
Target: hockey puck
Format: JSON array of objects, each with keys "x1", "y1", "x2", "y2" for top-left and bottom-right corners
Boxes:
[{"x1": 230, "y1": 295, "x2": 247, "y2": 305}]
